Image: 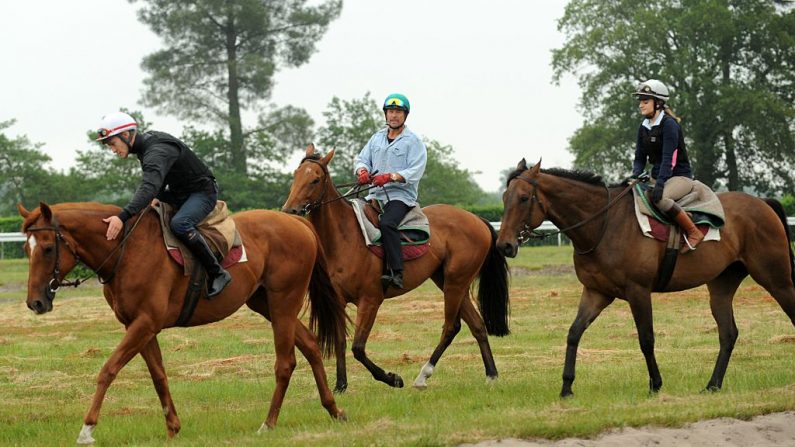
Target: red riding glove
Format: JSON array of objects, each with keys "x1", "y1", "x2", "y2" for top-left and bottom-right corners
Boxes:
[
  {"x1": 356, "y1": 169, "x2": 371, "y2": 185},
  {"x1": 371, "y1": 173, "x2": 392, "y2": 187}
]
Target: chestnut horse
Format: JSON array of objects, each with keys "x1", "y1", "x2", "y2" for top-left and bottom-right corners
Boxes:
[
  {"x1": 282, "y1": 145, "x2": 510, "y2": 392},
  {"x1": 497, "y1": 159, "x2": 795, "y2": 397},
  {"x1": 17, "y1": 202, "x2": 347, "y2": 444}
]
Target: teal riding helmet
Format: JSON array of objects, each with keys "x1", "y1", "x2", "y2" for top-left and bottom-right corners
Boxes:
[{"x1": 383, "y1": 93, "x2": 410, "y2": 114}]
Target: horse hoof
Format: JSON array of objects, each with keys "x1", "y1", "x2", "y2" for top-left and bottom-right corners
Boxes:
[
  {"x1": 486, "y1": 375, "x2": 498, "y2": 384},
  {"x1": 560, "y1": 390, "x2": 574, "y2": 399},
  {"x1": 412, "y1": 381, "x2": 428, "y2": 390},
  {"x1": 388, "y1": 372, "x2": 404, "y2": 388},
  {"x1": 257, "y1": 423, "x2": 270, "y2": 435},
  {"x1": 77, "y1": 424, "x2": 95, "y2": 444},
  {"x1": 702, "y1": 385, "x2": 720, "y2": 393},
  {"x1": 334, "y1": 384, "x2": 348, "y2": 394},
  {"x1": 334, "y1": 409, "x2": 348, "y2": 422}
]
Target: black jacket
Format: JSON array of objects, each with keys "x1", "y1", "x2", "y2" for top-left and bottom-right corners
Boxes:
[
  {"x1": 118, "y1": 131, "x2": 215, "y2": 222},
  {"x1": 632, "y1": 114, "x2": 692, "y2": 184}
]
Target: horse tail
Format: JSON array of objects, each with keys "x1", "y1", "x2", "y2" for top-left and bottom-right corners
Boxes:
[
  {"x1": 304, "y1": 222, "x2": 348, "y2": 357},
  {"x1": 763, "y1": 198, "x2": 795, "y2": 286},
  {"x1": 476, "y1": 217, "x2": 511, "y2": 336}
]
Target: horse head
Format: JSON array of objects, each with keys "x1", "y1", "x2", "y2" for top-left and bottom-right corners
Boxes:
[
  {"x1": 496, "y1": 158, "x2": 548, "y2": 257},
  {"x1": 17, "y1": 202, "x2": 81, "y2": 314},
  {"x1": 282, "y1": 143, "x2": 336, "y2": 215}
]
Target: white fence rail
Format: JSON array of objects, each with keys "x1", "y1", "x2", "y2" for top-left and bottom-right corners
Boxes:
[{"x1": 3, "y1": 218, "x2": 795, "y2": 256}]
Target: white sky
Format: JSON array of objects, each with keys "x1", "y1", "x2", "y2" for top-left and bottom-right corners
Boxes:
[{"x1": 0, "y1": 0, "x2": 580, "y2": 193}]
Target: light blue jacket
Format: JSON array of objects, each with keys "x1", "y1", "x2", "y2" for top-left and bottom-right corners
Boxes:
[{"x1": 353, "y1": 126, "x2": 427, "y2": 206}]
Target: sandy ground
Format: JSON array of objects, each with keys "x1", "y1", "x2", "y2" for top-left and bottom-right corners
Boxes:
[{"x1": 460, "y1": 411, "x2": 795, "y2": 447}]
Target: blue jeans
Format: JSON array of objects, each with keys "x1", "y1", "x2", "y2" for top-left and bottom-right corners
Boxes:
[{"x1": 162, "y1": 187, "x2": 218, "y2": 238}]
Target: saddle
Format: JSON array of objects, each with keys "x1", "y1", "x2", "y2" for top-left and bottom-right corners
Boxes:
[
  {"x1": 632, "y1": 182, "x2": 723, "y2": 291},
  {"x1": 350, "y1": 198, "x2": 430, "y2": 261},
  {"x1": 154, "y1": 201, "x2": 246, "y2": 276}
]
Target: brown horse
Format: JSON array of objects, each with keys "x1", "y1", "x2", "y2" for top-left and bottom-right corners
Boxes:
[
  {"x1": 17, "y1": 202, "x2": 347, "y2": 444},
  {"x1": 282, "y1": 145, "x2": 510, "y2": 391},
  {"x1": 496, "y1": 159, "x2": 795, "y2": 397}
]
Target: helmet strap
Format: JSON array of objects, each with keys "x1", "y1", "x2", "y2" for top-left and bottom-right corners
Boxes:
[{"x1": 118, "y1": 130, "x2": 136, "y2": 151}]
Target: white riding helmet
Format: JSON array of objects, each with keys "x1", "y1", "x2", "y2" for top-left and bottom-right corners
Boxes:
[
  {"x1": 95, "y1": 112, "x2": 137, "y2": 141},
  {"x1": 632, "y1": 79, "x2": 670, "y2": 102}
]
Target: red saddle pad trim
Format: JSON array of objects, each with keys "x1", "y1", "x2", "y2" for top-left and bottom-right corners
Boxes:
[{"x1": 367, "y1": 243, "x2": 429, "y2": 261}]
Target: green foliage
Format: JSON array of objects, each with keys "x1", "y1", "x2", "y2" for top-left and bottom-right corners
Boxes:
[
  {"x1": 553, "y1": 0, "x2": 795, "y2": 193},
  {"x1": 316, "y1": 94, "x2": 495, "y2": 206},
  {"x1": 316, "y1": 93, "x2": 383, "y2": 182},
  {"x1": 131, "y1": 0, "x2": 342, "y2": 173},
  {"x1": 420, "y1": 140, "x2": 493, "y2": 206},
  {"x1": 780, "y1": 194, "x2": 795, "y2": 216}
]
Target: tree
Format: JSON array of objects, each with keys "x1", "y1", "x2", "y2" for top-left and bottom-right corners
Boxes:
[
  {"x1": 131, "y1": 0, "x2": 342, "y2": 174},
  {"x1": 316, "y1": 94, "x2": 492, "y2": 206},
  {"x1": 552, "y1": 0, "x2": 795, "y2": 193},
  {"x1": 0, "y1": 120, "x2": 51, "y2": 213},
  {"x1": 316, "y1": 93, "x2": 383, "y2": 183}
]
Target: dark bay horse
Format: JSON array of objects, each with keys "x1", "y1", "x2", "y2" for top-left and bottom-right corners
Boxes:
[
  {"x1": 282, "y1": 145, "x2": 510, "y2": 391},
  {"x1": 17, "y1": 202, "x2": 347, "y2": 444},
  {"x1": 497, "y1": 159, "x2": 795, "y2": 397}
]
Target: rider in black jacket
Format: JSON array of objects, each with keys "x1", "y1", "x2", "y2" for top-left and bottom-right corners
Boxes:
[{"x1": 97, "y1": 112, "x2": 232, "y2": 297}]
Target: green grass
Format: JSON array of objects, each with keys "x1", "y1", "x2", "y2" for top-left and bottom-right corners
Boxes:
[{"x1": 1, "y1": 246, "x2": 794, "y2": 446}]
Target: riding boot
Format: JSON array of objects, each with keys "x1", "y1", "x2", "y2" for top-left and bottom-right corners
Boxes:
[
  {"x1": 381, "y1": 268, "x2": 404, "y2": 291},
  {"x1": 668, "y1": 204, "x2": 704, "y2": 254},
  {"x1": 181, "y1": 230, "x2": 232, "y2": 298}
]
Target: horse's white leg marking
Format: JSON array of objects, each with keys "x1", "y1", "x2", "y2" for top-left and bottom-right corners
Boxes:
[
  {"x1": 413, "y1": 361, "x2": 434, "y2": 389},
  {"x1": 76, "y1": 424, "x2": 95, "y2": 444},
  {"x1": 257, "y1": 422, "x2": 269, "y2": 434}
]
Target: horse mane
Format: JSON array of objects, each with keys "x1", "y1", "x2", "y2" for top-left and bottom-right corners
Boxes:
[
  {"x1": 21, "y1": 202, "x2": 123, "y2": 231},
  {"x1": 507, "y1": 166, "x2": 605, "y2": 188}
]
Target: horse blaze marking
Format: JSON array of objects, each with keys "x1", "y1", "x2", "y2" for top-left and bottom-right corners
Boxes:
[{"x1": 27, "y1": 235, "x2": 37, "y2": 255}]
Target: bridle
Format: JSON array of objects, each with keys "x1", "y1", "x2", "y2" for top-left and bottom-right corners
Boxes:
[
  {"x1": 296, "y1": 157, "x2": 376, "y2": 215},
  {"x1": 25, "y1": 210, "x2": 148, "y2": 298},
  {"x1": 508, "y1": 173, "x2": 634, "y2": 255}
]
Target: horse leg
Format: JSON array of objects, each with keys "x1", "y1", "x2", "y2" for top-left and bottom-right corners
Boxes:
[
  {"x1": 351, "y1": 298, "x2": 404, "y2": 387},
  {"x1": 705, "y1": 264, "x2": 745, "y2": 392},
  {"x1": 459, "y1": 296, "x2": 499, "y2": 380},
  {"x1": 258, "y1": 311, "x2": 298, "y2": 432},
  {"x1": 414, "y1": 275, "x2": 470, "y2": 389},
  {"x1": 78, "y1": 318, "x2": 157, "y2": 444},
  {"x1": 561, "y1": 288, "x2": 614, "y2": 398},
  {"x1": 626, "y1": 287, "x2": 662, "y2": 394},
  {"x1": 139, "y1": 336, "x2": 181, "y2": 438},
  {"x1": 334, "y1": 332, "x2": 348, "y2": 393},
  {"x1": 294, "y1": 322, "x2": 347, "y2": 421}
]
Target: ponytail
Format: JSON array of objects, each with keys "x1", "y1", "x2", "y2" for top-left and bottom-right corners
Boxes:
[{"x1": 663, "y1": 104, "x2": 682, "y2": 123}]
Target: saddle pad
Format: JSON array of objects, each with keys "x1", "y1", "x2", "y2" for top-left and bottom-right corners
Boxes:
[
  {"x1": 367, "y1": 243, "x2": 430, "y2": 261},
  {"x1": 632, "y1": 187, "x2": 721, "y2": 243},
  {"x1": 350, "y1": 198, "x2": 430, "y2": 246},
  {"x1": 154, "y1": 201, "x2": 247, "y2": 275}
]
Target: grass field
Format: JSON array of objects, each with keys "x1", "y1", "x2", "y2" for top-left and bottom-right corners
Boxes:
[{"x1": 1, "y1": 246, "x2": 794, "y2": 446}]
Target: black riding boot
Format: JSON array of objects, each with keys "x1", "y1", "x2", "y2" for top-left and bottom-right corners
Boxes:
[{"x1": 181, "y1": 231, "x2": 232, "y2": 298}]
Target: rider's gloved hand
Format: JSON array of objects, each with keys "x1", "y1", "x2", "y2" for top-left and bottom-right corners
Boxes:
[
  {"x1": 651, "y1": 182, "x2": 664, "y2": 203},
  {"x1": 356, "y1": 169, "x2": 371, "y2": 185},
  {"x1": 371, "y1": 173, "x2": 392, "y2": 187}
]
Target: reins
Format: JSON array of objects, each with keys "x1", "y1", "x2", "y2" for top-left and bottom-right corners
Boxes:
[
  {"x1": 26, "y1": 209, "x2": 149, "y2": 294},
  {"x1": 512, "y1": 174, "x2": 635, "y2": 255},
  {"x1": 299, "y1": 157, "x2": 377, "y2": 214}
]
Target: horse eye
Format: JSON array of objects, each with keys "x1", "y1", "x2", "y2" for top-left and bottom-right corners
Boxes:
[
  {"x1": 520, "y1": 195, "x2": 529, "y2": 203},
  {"x1": 43, "y1": 246, "x2": 54, "y2": 255},
  {"x1": 311, "y1": 178, "x2": 320, "y2": 185}
]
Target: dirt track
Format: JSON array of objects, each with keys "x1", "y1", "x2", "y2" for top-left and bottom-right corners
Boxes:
[{"x1": 461, "y1": 411, "x2": 795, "y2": 446}]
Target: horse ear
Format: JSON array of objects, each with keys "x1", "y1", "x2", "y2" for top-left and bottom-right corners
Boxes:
[
  {"x1": 529, "y1": 158, "x2": 541, "y2": 175},
  {"x1": 517, "y1": 158, "x2": 528, "y2": 171},
  {"x1": 39, "y1": 202, "x2": 53, "y2": 222},
  {"x1": 305, "y1": 143, "x2": 316, "y2": 157},
  {"x1": 321, "y1": 148, "x2": 335, "y2": 165},
  {"x1": 16, "y1": 203, "x2": 30, "y2": 218}
]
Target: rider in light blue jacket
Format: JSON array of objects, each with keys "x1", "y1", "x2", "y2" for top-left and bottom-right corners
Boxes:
[{"x1": 353, "y1": 93, "x2": 427, "y2": 290}]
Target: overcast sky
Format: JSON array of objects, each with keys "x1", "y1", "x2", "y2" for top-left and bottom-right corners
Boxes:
[{"x1": 0, "y1": 0, "x2": 580, "y2": 193}]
